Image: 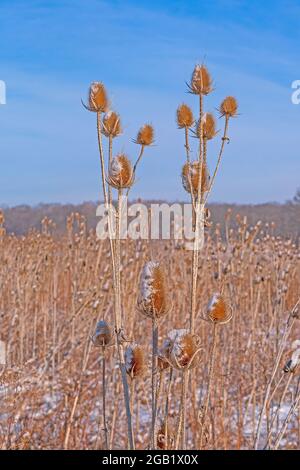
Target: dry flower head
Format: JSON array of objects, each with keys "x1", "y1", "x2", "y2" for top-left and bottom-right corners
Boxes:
[
  {"x1": 201, "y1": 113, "x2": 217, "y2": 140},
  {"x1": 88, "y1": 82, "x2": 109, "y2": 112},
  {"x1": 135, "y1": 124, "x2": 154, "y2": 146},
  {"x1": 189, "y1": 64, "x2": 213, "y2": 95},
  {"x1": 102, "y1": 111, "x2": 122, "y2": 138},
  {"x1": 125, "y1": 344, "x2": 146, "y2": 379},
  {"x1": 138, "y1": 261, "x2": 168, "y2": 319},
  {"x1": 177, "y1": 104, "x2": 194, "y2": 128},
  {"x1": 163, "y1": 329, "x2": 201, "y2": 370},
  {"x1": 220, "y1": 96, "x2": 238, "y2": 118},
  {"x1": 207, "y1": 293, "x2": 232, "y2": 324},
  {"x1": 108, "y1": 154, "x2": 134, "y2": 189},
  {"x1": 182, "y1": 161, "x2": 209, "y2": 196},
  {"x1": 92, "y1": 320, "x2": 113, "y2": 347}
]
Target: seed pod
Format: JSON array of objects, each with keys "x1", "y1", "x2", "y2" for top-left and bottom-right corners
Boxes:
[
  {"x1": 220, "y1": 96, "x2": 238, "y2": 118},
  {"x1": 135, "y1": 124, "x2": 154, "y2": 146},
  {"x1": 176, "y1": 104, "x2": 194, "y2": 128},
  {"x1": 138, "y1": 261, "x2": 168, "y2": 319},
  {"x1": 92, "y1": 320, "x2": 113, "y2": 347},
  {"x1": 164, "y1": 329, "x2": 201, "y2": 370},
  {"x1": 102, "y1": 111, "x2": 122, "y2": 138},
  {"x1": 125, "y1": 344, "x2": 146, "y2": 379},
  {"x1": 207, "y1": 293, "x2": 232, "y2": 324},
  {"x1": 182, "y1": 161, "x2": 209, "y2": 196},
  {"x1": 201, "y1": 113, "x2": 217, "y2": 140},
  {"x1": 88, "y1": 82, "x2": 109, "y2": 112},
  {"x1": 108, "y1": 154, "x2": 134, "y2": 189},
  {"x1": 189, "y1": 64, "x2": 212, "y2": 95}
]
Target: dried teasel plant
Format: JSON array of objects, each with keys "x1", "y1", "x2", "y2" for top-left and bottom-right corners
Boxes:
[
  {"x1": 160, "y1": 329, "x2": 201, "y2": 449},
  {"x1": 125, "y1": 344, "x2": 146, "y2": 447},
  {"x1": 177, "y1": 62, "x2": 238, "y2": 335},
  {"x1": 199, "y1": 293, "x2": 232, "y2": 447},
  {"x1": 177, "y1": 63, "x2": 237, "y2": 449},
  {"x1": 83, "y1": 80, "x2": 154, "y2": 451},
  {"x1": 79, "y1": 65, "x2": 239, "y2": 451},
  {"x1": 92, "y1": 320, "x2": 113, "y2": 449},
  {"x1": 137, "y1": 260, "x2": 169, "y2": 449},
  {"x1": 128, "y1": 124, "x2": 155, "y2": 195},
  {"x1": 263, "y1": 338, "x2": 300, "y2": 449}
]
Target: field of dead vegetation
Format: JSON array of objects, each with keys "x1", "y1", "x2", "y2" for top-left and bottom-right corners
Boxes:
[{"x1": 0, "y1": 211, "x2": 299, "y2": 450}]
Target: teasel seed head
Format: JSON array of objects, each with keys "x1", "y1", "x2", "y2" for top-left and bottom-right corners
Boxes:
[
  {"x1": 88, "y1": 82, "x2": 109, "y2": 112},
  {"x1": 219, "y1": 96, "x2": 238, "y2": 118},
  {"x1": 135, "y1": 124, "x2": 154, "y2": 146},
  {"x1": 157, "y1": 422, "x2": 175, "y2": 449},
  {"x1": 164, "y1": 329, "x2": 201, "y2": 370},
  {"x1": 189, "y1": 64, "x2": 213, "y2": 95},
  {"x1": 201, "y1": 113, "x2": 217, "y2": 140},
  {"x1": 138, "y1": 261, "x2": 169, "y2": 319},
  {"x1": 176, "y1": 103, "x2": 194, "y2": 128},
  {"x1": 107, "y1": 154, "x2": 134, "y2": 189},
  {"x1": 125, "y1": 344, "x2": 146, "y2": 379},
  {"x1": 102, "y1": 111, "x2": 122, "y2": 138},
  {"x1": 207, "y1": 293, "x2": 233, "y2": 324},
  {"x1": 92, "y1": 320, "x2": 113, "y2": 347},
  {"x1": 182, "y1": 161, "x2": 209, "y2": 196}
]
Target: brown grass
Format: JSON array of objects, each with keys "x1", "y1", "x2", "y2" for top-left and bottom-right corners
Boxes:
[{"x1": 0, "y1": 217, "x2": 299, "y2": 449}]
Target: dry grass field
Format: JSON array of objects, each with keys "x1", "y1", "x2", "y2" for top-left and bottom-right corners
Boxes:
[
  {"x1": 0, "y1": 65, "x2": 299, "y2": 451},
  {"x1": 0, "y1": 210, "x2": 299, "y2": 450}
]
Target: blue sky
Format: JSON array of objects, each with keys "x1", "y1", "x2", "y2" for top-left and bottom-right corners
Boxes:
[{"x1": 0, "y1": 0, "x2": 299, "y2": 205}]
